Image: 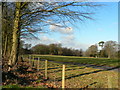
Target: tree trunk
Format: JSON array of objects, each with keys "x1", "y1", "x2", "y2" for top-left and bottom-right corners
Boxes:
[
  {"x1": 3, "y1": 35, "x2": 7, "y2": 58},
  {"x1": 8, "y1": 2, "x2": 21, "y2": 69}
]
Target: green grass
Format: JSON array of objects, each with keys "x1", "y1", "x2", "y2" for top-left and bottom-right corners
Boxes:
[
  {"x1": 7, "y1": 55, "x2": 119, "y2": 88},
  {"x1": 28, "y1": 55, "x2": 119, "y2": 67},
  {"x1": 36, "y1": 61, "x2": 119, "y2": 88},
  {"x1": 22, "y1": 55, "x2": 119, "y2": 88}
]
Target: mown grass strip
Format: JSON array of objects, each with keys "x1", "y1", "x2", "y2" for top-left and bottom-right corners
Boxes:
[{"x1": 31, "y1": 55, "x2": 119, "y2": 67}]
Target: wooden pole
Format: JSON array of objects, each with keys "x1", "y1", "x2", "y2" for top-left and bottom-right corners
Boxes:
[
  {"x1": 34, "y1": 56, "x2": 37, "y2": 68},
  {"x1": 62, "y1": 65, "x2": 65, "y2": 89},
  {"x1": 33, "y1": 56, "x2": 35, "y2": 67},
  {"x1": 45, "y1": 60, "x2": 48, "y2": 79},
  {"x1": 35, "y1": 57, "x2": 37, "y2": 68},
  {"x1": 32, "y1": 56, "x2": 34, "y2": 67},
  {"x1": 34, "y1": 56, "x2": 36, "y2": 68},
  {"x1": 28, "y1": 55, "x2": 30, "y2": 65},
  {"x1": 30, "y1": 55, "x2": 32, "y2": 65},
  {"x1": 37, "y1": 57, "x2": 40, "y2": 71}
]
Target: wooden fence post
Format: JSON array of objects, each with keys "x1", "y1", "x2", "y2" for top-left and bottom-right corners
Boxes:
[
  {"x1": 32, "y1": 56, "x2": 34, "y2": 67},
  {"x1": 62, "y1": 64, "x2": 65, "y2": 89},
  {"x1": 28, "y1": 55, "x2": 30, "y2": 65},
  {"x1": 35, "y1": 57, "x2": 37, "y2": 68},
  {"x1": 30, "y1": 55, "x2": 32, "y2": 65},
  {"x1": 33, "y1": 56, "x2": 35, "y2": 67},
  {"x1": 34, "y1": 56, "x2": 36, "y2": 67},
  {"x1": 37, "y1": 57, "x2": 40, "y2": 71},
  {"x1": 45, "y1": 60, "x2": 48, "y2": 79},
  {"x1": 34, "y1": 56, "x2": 37, "y2": 68}
]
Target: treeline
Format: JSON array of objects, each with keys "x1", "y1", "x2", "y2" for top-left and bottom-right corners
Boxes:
[
  {"x1": 21, "y1": 43, "x2": 83, "y2": 56},
  {"x1": 21, "y1": 40, "x2": 120, "y2": 59}
]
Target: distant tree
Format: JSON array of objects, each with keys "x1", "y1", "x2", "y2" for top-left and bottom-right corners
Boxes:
[
  {"x1": 19, "y1": 41, "x2": 32, "y2": 54},
  {"x1": 99, "y1": 49, "x2": 108, "y2": 57},
  {"x1": 98, "y1": 41, "x2": 104, "y2": 49},
  {"x1": 62, "y1": 48, "x2": 73, "y2": 56},
  {"x1": 73, "y1": 49, "x2": 83, "y2": 56},
  {"x1": 103, "y1": 41, "x2": 117, "y2": 58},
  {"x1": 31, "y1": 44, "x2": 50, "y2": 54},
  {"x1": 79, "y1": 49, "x2": 83, "y2": 56},
  {"x1": 98, "y1": 41, "x2": 105, "y2": 57},
  {"x1": 57, "y1": 44, "x2": 63, "y2": 55},
  {"x1": 49, "y1": 44, "x2": 59, "y2": 55},
  {"x1": 86, "y1": 44, "x2": 98, "y2": 57}
]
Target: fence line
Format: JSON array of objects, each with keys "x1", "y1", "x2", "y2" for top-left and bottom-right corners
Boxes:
[
  {"x1": 22, "y1": 55, "x2": 112, "y2": 88},
  {"x1": 23, "y1": 55, "x2": 66, "y2": 88}
]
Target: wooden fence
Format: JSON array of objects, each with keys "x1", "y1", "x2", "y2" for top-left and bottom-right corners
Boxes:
[
  {"x1": 22, "y1": 55, "x2": 113, "y2": 88},
  {"x1": 23, "y1": 55, "x2": 66, "y2": 88}
]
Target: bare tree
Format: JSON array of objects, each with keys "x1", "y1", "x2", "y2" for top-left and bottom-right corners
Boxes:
[
  {"x1": 103, "y1": 41, "x2": 117, "y2": 59},
  {"x1": 2, "y1": 2, "x2": 102, "y2": 70},
  {"x1": 2, "y1": 3, "x2": 15, "y2": 66}
]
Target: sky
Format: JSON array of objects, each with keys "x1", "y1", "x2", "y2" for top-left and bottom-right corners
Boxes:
[{"x1": 25, "y1": 2, "x2": 118, "y2": 51}]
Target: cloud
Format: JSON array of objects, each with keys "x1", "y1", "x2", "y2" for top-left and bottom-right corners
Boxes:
[
  {"x1": 61, "y1": 35, "x2": 75, "y2": 44},
  {"x1": 25, "y1": 35, "x2": 58, "y2": 46},
  {"x1": 63, "y1": 35, "x2": 75, "y2": 40},
  {"x1": 40, "y1": 36, "x2": 60, "y2": 44},
  {"x1": 60, "y1": 35, "x2": 89, "y2": 50},
  {"x1": 72, "y1": 42, "x2": 90, "y2": 50},
  {"x1": 41, "y1": 36, "x2": 53, "y2": 41},
  {"x1": 49, "y1": 24, "x2": 73, "y2": 34},
  {"x1": 26, "y1": 35, "x2": 89, "y2": 50}
]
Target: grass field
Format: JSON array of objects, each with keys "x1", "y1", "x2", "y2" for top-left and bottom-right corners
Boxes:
[
  {"x1": 35, "y1": 60, "x2": 119, "y2": 88},
  {"x1": 21, "y1": 55, "x2": 119, "y2": 88},
  {"x1": 29, "y1": 55, "x2": 119, "y2": 67}
]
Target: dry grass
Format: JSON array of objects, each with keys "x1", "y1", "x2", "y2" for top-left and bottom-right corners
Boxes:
[{"x1": 38, "y1": 61, "x2": 119, "y2": 88}]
